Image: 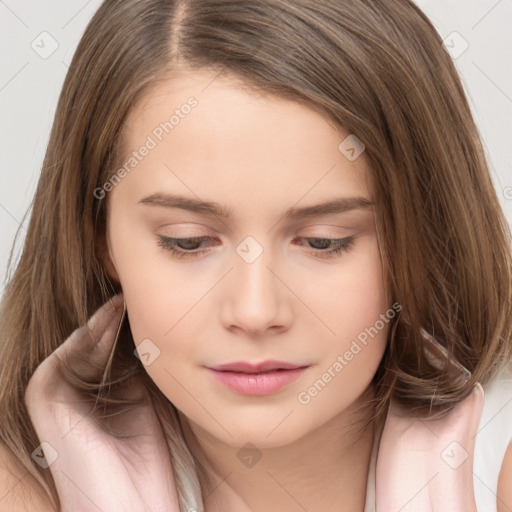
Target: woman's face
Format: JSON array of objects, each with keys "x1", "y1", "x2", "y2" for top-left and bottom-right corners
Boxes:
[{"x1": 104, "y1": 68, "x2": 392, "y2": 448}]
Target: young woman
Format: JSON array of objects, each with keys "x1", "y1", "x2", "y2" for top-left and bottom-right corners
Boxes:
[{"x1": 1, "y1": 1, "x2": 511, "y2": 511}]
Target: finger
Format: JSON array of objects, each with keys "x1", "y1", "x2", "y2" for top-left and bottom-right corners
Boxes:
[
  {"x1": 26, "y1": 294, "x2": 125, "y2": 406},
  {"x1": 86, "y1": 292, "x2": 125, "y2": 349},
  {"x1": 52, "y1": 294, "x2": 125, "y2": 379}
]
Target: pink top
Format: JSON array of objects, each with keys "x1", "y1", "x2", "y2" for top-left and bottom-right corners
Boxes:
[{"x1": 364, "y1": 368, "x2": 512, "y2": 511}]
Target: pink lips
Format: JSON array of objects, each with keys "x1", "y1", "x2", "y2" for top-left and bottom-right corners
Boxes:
[{"x1": 207, "y1": 360, "x2": 309, "y2": 395}]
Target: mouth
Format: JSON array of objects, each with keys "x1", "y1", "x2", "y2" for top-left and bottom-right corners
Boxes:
[
  {"x1": 208, "y1": 360, "x2": 308, "y2": 373},
  {"x1": 206, "y1": 361, "x2": 310, "y2": 395}
]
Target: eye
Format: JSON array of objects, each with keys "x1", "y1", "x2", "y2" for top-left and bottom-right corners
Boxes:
[
  {"x1": 156, "y1": 235, "x2": 355, "y2": 259},
  {"x1": 157, "y1": 235, "x2": 217, "y2": 259},
  {"x1": 294, "y1": 236, "x2": 355, "y2": 258}
]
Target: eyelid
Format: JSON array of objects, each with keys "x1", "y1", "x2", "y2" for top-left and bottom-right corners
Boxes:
[{"x1": 156, "y1": 234, "x2": 356, "y2": 260}]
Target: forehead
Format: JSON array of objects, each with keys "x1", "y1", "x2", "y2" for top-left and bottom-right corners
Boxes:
[{"x1": 116, "y1": 69, "x2": 371, "y2": 215}]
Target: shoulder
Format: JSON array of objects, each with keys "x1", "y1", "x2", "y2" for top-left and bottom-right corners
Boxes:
[{"x1": 0, "y1": 444, "x2": 56, "y2": 512}]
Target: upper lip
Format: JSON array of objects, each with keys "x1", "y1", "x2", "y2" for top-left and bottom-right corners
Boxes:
[{"x1": 209, "y1": 360, "x2": 308, "y2": 373}]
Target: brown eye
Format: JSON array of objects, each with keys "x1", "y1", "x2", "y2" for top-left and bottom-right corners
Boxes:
[
  {"x1": 295, "y1": 236, "x2": 355, "y2": 258},
  {"x1": 157, "y1": 236, "x2": 217, "y2": 258}
]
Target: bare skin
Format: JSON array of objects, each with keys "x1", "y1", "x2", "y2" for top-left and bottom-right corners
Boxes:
[{"x1": 102, "y1": 68, "x2": 391, "y2": 511}]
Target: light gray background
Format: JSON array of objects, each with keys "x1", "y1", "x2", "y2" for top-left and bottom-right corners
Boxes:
[{"x1": 1, "y1": 0, "x2": 511, "y2": 299}]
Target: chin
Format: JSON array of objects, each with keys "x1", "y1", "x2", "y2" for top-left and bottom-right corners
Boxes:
[{"x1": 207, "y1": 416, "x2": 313, "y2": 450}]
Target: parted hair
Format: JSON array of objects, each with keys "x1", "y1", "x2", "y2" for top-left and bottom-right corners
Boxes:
[{"x1": 1, "y1": 0, "x2": 511, "y2": 510}]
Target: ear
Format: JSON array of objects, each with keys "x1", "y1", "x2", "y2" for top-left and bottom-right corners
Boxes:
[{"x1": 96, "y1": 231, "x2": 121, "y2": 290}]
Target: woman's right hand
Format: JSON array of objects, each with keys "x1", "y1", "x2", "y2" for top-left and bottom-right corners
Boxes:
[{"x1": 24, "y1": 294, "x2": 181, "y2": 512}]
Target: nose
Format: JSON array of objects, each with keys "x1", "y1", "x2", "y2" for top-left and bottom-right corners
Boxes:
[{"x1": 220, "y1": 242, "x2": 292, "y2": 337}]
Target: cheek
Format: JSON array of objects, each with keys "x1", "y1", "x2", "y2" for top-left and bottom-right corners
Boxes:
[
  {"x1": 342, "y1": 238, "x2": 389, "y2": 338},
  {"x1": 296, "y1": 247, "x2": 390, "y2": 415},
  {"x1": 336, "y1": 238, "x2": 389, "y2": 369},
  {"x1": 295, "y1": 234, "x2": 389, "y2": 345},
  {"x1": 108, "y1": 214, "x2": 211, "y2": 343},
  {"x1": 108, "y1": 219, "x2": 212, "y2": 401},
  {"x1": 294, "y1": 236, "x2": 389, "y2": 396}
]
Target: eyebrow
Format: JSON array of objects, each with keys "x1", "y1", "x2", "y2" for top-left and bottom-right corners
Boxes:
[{"x1": 138, "y1": 193, "x2": 373, "y2": 220}]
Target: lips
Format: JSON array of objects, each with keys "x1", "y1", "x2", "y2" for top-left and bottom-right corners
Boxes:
[
  {"x1": 209, "y1": 360, "x2": 307, "y2": 373},
  {"x1": 207, "y1": 362, "x2": 310, "y2": 395}
]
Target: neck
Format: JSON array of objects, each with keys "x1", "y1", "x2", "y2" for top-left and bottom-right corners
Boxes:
[{"x1": 179, "y1": 387, "x2": 380, "y2": 512}]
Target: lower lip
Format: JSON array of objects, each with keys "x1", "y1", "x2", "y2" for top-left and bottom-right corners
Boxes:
[{"x1": 207, "y1": 367, "x2": 308, "y2": 395}]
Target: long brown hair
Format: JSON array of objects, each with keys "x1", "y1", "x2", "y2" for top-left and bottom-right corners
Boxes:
[{"x1": 1, "y1": 0, "x2": 511, "y2": 510}]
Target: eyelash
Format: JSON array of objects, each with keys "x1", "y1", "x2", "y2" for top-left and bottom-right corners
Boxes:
[{"x1": 156, "y1": 235, "x2": 355, "y2": 259}]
